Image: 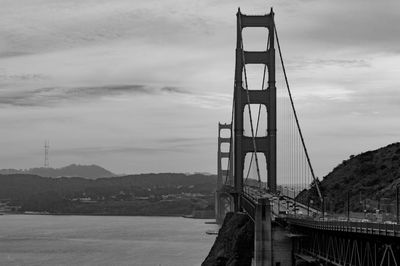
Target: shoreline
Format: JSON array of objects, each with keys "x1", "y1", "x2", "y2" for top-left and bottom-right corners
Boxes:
[{"x1": 1, "y1": 212, "x2": 216, "y2": 220}]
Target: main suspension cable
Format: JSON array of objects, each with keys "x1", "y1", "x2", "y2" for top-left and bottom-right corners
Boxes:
[{"x1": 274, "y1": 22, "x2": 323, "y2": 202}]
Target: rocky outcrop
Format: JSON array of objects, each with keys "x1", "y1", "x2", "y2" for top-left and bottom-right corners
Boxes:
[{"x1": 202, "y1": 212, "x2": 254, "y2": 266}]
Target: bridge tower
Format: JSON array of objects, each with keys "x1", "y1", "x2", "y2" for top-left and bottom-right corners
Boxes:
[
  {"x1": 215, "y1": 123, "x2": 234, "y2": 224},
  {"x1": 233, "y1": 8, "x2": 276, "y2": 209},
  {"x1": 215, "y1": 9, "x2": 292, "y2": 266},
  {"x1": 234, "y1": 9, "x2": 276, "y2": 266}
]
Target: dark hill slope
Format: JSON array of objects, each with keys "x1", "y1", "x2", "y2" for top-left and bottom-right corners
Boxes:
[
  {"x1": 0, "y1": 173, "x2": 216, "y2": 215},
  {"x1": 317, "y1": 142, "x2": 400, "y2": 212},
  {"x1": 0, "y1": 173, "x2": 216, "y2": 200}
]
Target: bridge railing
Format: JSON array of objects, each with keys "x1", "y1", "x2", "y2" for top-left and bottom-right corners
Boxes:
[
  {"x1": 243, "y1": 185, "x2": 264, "y2": 202},
  {"x1": 286, "y1": 216, "x2": 400, "y2": 237}
]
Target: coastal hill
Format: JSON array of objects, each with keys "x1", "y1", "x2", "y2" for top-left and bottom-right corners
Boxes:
[
  {"x1": 301, "y1": 142, "x2": 400, "y2": 212},
  {"x1": 0, "y1": 173, "x2": 216, "y2": 216},
  {"x1": 0, "y1": 164, "x2": 116, "y2": 179}
]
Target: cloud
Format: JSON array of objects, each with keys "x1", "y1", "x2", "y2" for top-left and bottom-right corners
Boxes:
[
  {"x1": 282, "y1": 0, "x2": 400, "y2": 54},
  {"x1": 0, "y1": 84, "x2": 199, "y2": 107},
  {"x1": 0, "y1": 85, "x2": 149, "y2": 107},
  {"x1": 286, "y1": 58, "x2": 370, "y2": 71},
  {"x1": 65, "y1": 84, "x2": 150, "y2": 97},
  {"x1": 157, "y1": 137, "x2": 208, "y2": 144},
  {"x1": 53, "y1": 136, "x2": 214, "y2": 157},
  {"x1": 0, "y1": 0, "x2": 399, "y2": 175},
  {"x1": 54, "y1": 146, "x2": 171, "y2": 156},
  {"x1": 0, "y1": 0, "x2": 215, "y2": 57},
  {"x1": 0, "y1": 51, "x2": 30, "y2": 58},
  {"x1": 0, "y1": 73, "x2": 47, "y2": 81},
  {"x1": 0, "y1": 83, "x2": 226, "y2": 109},
  {"x1": 160, "y1": 86, "x2": 190, "y2": 94}
]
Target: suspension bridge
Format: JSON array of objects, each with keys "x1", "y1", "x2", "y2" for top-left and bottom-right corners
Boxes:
[{"x1": 215, "y1": 8, "x2": 400, "y2": 266}]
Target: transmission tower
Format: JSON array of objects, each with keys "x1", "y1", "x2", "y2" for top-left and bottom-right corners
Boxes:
[{"x1": 44, "y1": 140, "x2": 49, "y2": 168}]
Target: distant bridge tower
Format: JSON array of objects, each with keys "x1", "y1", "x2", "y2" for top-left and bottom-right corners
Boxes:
[
  {"x1": 215, "y1": 123, "x2": 234, "y2": 224},
  {"x1": 44, "y1": 140, "x2": 49, "y2": 168}
]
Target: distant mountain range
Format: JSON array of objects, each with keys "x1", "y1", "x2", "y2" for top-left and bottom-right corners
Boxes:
[{"x1": 0, "y1": 164, "x2": 116, "y2": 179}]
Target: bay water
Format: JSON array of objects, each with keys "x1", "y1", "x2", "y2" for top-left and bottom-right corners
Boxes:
[{"x1": 0, "y1": 215, "x2": 217, "y2": 266}]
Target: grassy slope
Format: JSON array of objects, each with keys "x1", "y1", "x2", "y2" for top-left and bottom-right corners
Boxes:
[{"x1": 318, "y1": 142, "x2": 400, "y2": 212}]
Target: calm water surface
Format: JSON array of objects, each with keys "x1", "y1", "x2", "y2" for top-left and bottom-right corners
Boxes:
[{"x1": 0, "y1": 215, "x2": 217, "y2": 266}]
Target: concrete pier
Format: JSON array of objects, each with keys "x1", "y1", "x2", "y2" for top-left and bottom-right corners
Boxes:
[{"x1": 254, "y1": 198, "x2": 272, "y2": 266}]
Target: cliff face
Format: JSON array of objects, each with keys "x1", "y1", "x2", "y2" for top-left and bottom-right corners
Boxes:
[{"x1": 202, "y1": 212, "x2": 254, "y2": 266}]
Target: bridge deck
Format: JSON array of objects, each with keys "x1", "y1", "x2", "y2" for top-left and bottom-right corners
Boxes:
[
  {"x1": 224, "y1": 184, "x2": 400, "y2": 239},
  {"x1": 286, "y1": 217, "x2": 400, "y2": 237}
]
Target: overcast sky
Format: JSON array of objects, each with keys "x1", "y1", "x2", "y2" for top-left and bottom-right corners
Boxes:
[{"x1": 0, "y1": 0, "x2": 399, "y2": 177}]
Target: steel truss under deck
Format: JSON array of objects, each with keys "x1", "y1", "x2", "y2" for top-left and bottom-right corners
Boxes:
[{"x1": 292, "y1": 225, "x2": 400, "y2": 265}]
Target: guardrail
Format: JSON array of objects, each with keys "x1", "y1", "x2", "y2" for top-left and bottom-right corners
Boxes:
[
  {"x1": 243, "y1": 185, "x2": 321, "y2": 216},
  {"x1": 286, "y1": 217, "x2": 400, "y2": 237},
  {"x1": 243, "y1": 186, "x2": 265, "y2": 202}
]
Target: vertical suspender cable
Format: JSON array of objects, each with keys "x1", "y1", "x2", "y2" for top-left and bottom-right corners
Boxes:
[
  {"x1": 244, "y1": 37, "x2": 270, "y2": 185},
  {"x1": 274, "y1": 23, "x2": 323, "y2": 203}
]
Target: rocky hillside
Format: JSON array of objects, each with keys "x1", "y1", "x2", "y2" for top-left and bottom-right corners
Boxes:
[
  {"x1": 307, "y1": 142, "x2": 400, "y2": 212},
  {"x1": 202, "y1": 212, "x2": 254, "y2": 266}
]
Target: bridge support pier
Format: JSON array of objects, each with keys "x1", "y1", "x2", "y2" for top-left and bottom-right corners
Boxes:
[
  {"x1": 215, "y1": 191, "x2": 235, "y2": 225},
  {"x1": 215, "y1": 191, "x2": 232, "y2": 225},
  {"x1": 254, "y1": 198, "x2": 272, "y2": 266},
  {"x1": 215, "y1": 191, "x2": 222, "y2": 224}
]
